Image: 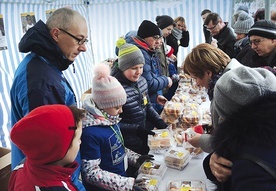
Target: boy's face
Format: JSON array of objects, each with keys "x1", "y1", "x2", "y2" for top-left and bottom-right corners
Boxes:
[
  {"x1": 123, "y1": 64, "x2": 143, "y2": 82},
  {"x1": 59, "y1": 120, "x2": 83, "y2": 166},
  {"x1": 103, "y1": 105, "x2": 123, "y2": 116}
]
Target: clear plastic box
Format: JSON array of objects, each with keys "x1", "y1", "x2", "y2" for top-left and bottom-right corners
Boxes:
[
  {"x1": 135, "y1": 174, "x2": 161, "y2": 191},
  {"x1": 148, "y1": 129, "x2": 172, "y2": 154},
  {"x1": 164, "y1": 148, "x2": 190, "y2": 170},
  {"x1": 138, "y1": 160, "x2": 167, "y2": 179},
  {"x1": 167, "y1": 179, "x2": 206, "y2": 191}
]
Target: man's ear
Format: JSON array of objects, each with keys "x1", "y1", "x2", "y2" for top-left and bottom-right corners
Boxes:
[{"x1": 51, "y1": 28, "x2": 59, "y2": 43}]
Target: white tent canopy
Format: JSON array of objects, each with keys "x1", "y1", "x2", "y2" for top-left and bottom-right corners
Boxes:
[{"x1": 1, "y1": 0, "x2": 236, "y2": 147}]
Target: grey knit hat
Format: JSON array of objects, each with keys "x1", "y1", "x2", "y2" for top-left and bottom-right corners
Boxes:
[
  {"x1": 236, "y1": 4, "x2": 249, "y2": 14},
  {"x1": 233, "y1": 12, "x2": 254, "y2": 34},
  {"x1": 116, "y1": 38, "x2": 145, "y2": 71},
  {"x1": 214, "y1": 66, "x2": 276, "y2": 118},
  {"x1": 248, "y1": 20, "x2": 276, "y2": 39}
]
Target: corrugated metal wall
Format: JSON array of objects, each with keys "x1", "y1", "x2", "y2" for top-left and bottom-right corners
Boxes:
[{"x1": 0, "y1": 0, "x2": 233, "y2": 147}]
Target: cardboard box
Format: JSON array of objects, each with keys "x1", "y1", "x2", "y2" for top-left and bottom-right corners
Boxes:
[{"x1": 0, "y1": 147, "x2": 11, "y2": 191}]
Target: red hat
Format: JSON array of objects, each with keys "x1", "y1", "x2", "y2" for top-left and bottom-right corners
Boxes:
[
  {"x1": 166, "y1": 45, "x2": 174, "y2": 57},
  {"x1": 10, "y1": 105, "x2": 76, "y2": 165}
]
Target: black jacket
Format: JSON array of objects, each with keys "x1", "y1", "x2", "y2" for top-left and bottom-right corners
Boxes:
[
  {"x1": 166, "y1": 30, "x2": 189, "y2": 56},
  {"x1": 236, "y1": 44, "x2": 276, "y2": 69},
  {"x1": 213, "y1": 22, "x2": 236, "y2": 58}
]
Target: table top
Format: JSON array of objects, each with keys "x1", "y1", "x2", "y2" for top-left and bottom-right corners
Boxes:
[{"x1": 150, "y1": 151, "x2": 217, "y2": 191}]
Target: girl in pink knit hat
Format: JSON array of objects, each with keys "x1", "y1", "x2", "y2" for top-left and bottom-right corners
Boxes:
[{"x1": 81, "y1": 63, "x2": 154, "y2": 191}]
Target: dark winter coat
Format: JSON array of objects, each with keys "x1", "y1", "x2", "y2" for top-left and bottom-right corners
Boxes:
[
  {"x1": 203, "y1": 25, "x2": 212, "y2": 44},
  {"x1": 166, "y1": 30, "x2": 189, "y2": 56},
  {"x1": 10, "y1": 20, "x2": 84, "y2": 191},
  {"x1": 213, "y1": 22, "x2": 236, "y2": 58},
  {"x1": 125, "y1": 36, "x2": 169, "y2": 113},
  {"x1": 205, "y1": 93, "x2": 276, "y2": 191},
  {"x1": 236, "y1": 44, "x2": 276, "y2": 70}
]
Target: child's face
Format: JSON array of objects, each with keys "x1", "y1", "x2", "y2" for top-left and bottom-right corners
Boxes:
[
  {"x1": 104, "y1": 105, "x2": 123, "y2": 116},
  {"x1": 58, "y1": 120, "x2": 83, "y2": 166},
  {"x1": 123, "y1": 64, "x2": 143, "y2": 82}
]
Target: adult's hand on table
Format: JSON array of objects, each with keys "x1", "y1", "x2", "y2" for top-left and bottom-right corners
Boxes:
[{"x1": 209, "y1": 153, "x2": 232, "y2": 182}]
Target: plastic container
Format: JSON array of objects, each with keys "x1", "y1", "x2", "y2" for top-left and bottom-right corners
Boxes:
[
  {"x1": 167, "y1": 179, "x2": 206, "y2": 191},
  {"x1": 138, "y1": 160, "x2": 167, "y2": 179},
  {"x1": 135, "y1": 174, "x2": 161, "y2": 191},
  {"x1": 164, "y1": 148, "x2": 190, "y2": 170},
  {"x1": 148, "y1": 129, "x2": 172, "y2": 153}
]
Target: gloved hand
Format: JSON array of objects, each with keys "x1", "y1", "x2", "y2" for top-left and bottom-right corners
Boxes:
[
  {"x1": 136, "y1": 154, "x2": 154, "y2": 167},
  {"x1": 133, "y1": 179, "x2": 146, "y2": 191},
  {"x1": 132, "y1": 185, "x2": 144, "y2": 191},
  {"x1": 136, "y1": 127, "x2": 155, "y2": 138}
]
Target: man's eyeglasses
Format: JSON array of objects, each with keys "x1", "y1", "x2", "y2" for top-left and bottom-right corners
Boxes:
[
  {"x1": 58, "y1": 28, "x2": 88, "y2": 45},
  {"x1": 249, "y1": 38, "x2": 265, "y2": 46},
  {"x1": 152, "y1": 35, "x2": 162, "y2": 40},
  {"x1": 205, "y1": 22, "x2": 219, "y2": 31}
]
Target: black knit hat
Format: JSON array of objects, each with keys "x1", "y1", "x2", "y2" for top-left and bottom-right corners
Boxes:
[
  {"x1": 248, "y1": 20, "x2": 276, "y2": 39},
  {"x1": 156, "y1": 15, "x2": 174, "y2": 29},
  {"x1": 137, "y1": 20, "x2": 161, "y2": 39}
]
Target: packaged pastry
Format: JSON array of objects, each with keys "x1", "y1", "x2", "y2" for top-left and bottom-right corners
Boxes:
[
  {"x1": 148, "y1": 129, "x2": 172, "y2": 153},
  {"x1": 135, "y1": 174, "x2": 161, "y2": 191},
  {"x1": 173, "y1": 128, "x2": 185, "y2": 146},
  {"x1": 164, "y1": 148, "x2": 190, "y2": 170},
  {"x1": 163, "y1": 101, "x2": 184, "y2": 118},
  {"x1": 138, "y1": 160, "x2": 167, "y2": 179},
  {"x1": 167, "y1": 179, "x2": 206, "y2": 191},
  {"x1": 171, "y1": 93, "x2": 191, "y2": 103},
  {"x1": 181, "y1": 109, "x2": 200, "y2": 128}
]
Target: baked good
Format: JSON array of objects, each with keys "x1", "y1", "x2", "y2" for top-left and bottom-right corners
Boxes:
[
  {"x1": 138, "y1": 160, "x2": 167, "y2": 178},
  {"x1": 163, "y1": 101, "x2": 184, "y2": 118},
  {"x1": 168, "y1": 180, "x2": 206, "y2": 191},
  {"x1": 181, "y1": 110, "x2": 199, "y2": 128},
  {"x1": 148, "y1": 129, "x2": 171, "y2": 153},
  {"x1": 135, "y1": 174, "x2": 160, "y2": 191},
  {"x1": 165, "y1": 149, "x2": 190, "y2": 170}
]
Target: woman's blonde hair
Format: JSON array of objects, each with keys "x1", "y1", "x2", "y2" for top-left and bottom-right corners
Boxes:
[{"x1": 182, "y1": 43, "x2": 230, "y2": 78}]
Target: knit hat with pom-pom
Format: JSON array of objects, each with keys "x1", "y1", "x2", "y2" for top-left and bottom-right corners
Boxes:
[
  {"x1": 233, "y1": 12, "x2": 254, "y2": 34},
  {"x1": 116, "y1": 37, "x2": 145, "y2": 71},
  {"x1": 92, "y1": 63, "x2": 127, "y2": 109}
]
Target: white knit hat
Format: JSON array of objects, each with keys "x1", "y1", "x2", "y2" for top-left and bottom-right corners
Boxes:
[
  {"x1": 92, "y1": 64, "x2": 127, "y2": 109},
  {"x1": 234, "y1": 12, "x2": 254, "y2": 34}
]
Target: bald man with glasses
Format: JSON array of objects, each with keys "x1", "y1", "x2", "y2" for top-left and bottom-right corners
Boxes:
[
  {"x1": 236, "y1": 20, "x2": 276, "y2": 75},
  {"x1": 10, "y1": 7, "x2": 88, "y2": 191},
  {"x1": 204, "y1": 12, "x2": 236, "y2": 58}
]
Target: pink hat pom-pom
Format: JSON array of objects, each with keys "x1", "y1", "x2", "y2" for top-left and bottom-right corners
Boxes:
[{"x1": 93, "y1": 63, "x2": 111, "y2": 78}]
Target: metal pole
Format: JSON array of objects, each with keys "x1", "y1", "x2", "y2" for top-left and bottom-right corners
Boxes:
[{"x1": 265, "y1": 0, "x2": 271, "y2": 20}]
